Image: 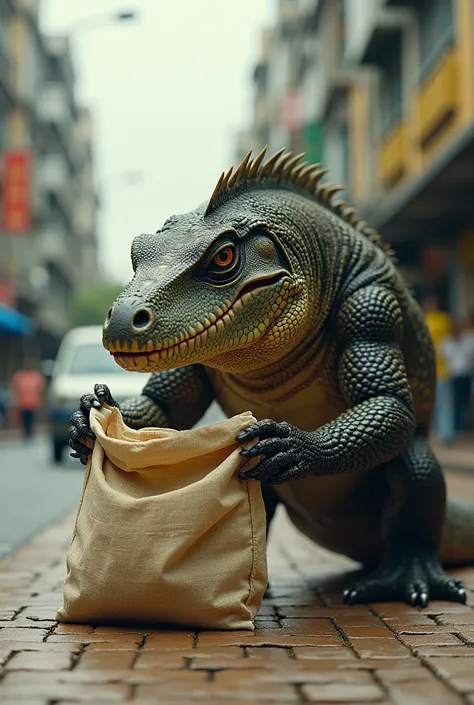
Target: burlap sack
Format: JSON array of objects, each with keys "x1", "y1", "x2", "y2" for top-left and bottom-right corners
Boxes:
[{"x1": 57, "y1": 406, "x2": 267, "y2": 630}]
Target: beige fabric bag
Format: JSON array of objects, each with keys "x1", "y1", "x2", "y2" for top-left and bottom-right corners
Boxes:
[{"x1": 57, "y1": 406, "x2": 268, "y2": 630}]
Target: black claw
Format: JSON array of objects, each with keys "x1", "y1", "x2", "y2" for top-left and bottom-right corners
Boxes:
[
  {"x1": 236, "y1": 431, "x2": 250, "y2": 441},
  {"x1": 456, "y1": 588, "x2": 467, "y2": 604},
  {"x1": 419, "y1": 592, "x2": 428, "y2": 608}
]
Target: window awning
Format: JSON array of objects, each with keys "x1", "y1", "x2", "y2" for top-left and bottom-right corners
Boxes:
[{"x1": 0, "y1": 304, "x2": 34, "y2": 336}]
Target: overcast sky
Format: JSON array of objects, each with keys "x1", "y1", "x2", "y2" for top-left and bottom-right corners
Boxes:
[{"x1": 41, "y1": 0, "x2": 275, "y2": 284}]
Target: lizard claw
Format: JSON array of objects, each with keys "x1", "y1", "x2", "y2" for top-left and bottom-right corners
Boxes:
[
  {"x1": 342, "y1": 549, "x2": 467, "y2": 607},
  {"x1": 237, "y1": 419, "x2": 314, "y2": 484}
]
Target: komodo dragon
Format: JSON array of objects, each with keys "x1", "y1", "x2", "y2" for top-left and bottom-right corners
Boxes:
[{"x1": 69, "y1": 147, "x2": 474, "y2": 606}]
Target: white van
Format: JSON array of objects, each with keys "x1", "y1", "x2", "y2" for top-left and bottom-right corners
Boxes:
[{"x1": 48, "y1": 326, "x2": 150, "y2": 463}]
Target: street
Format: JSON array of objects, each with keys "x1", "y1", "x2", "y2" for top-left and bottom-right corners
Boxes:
[{"x1": 0, "y1": 436, "x2": 84, "y2": 560}]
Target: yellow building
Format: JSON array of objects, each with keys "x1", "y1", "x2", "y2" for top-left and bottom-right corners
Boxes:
[
  {"x1": 242, "y1": 0, "x2": 474, "y2": 316},
  {"x1": 341, "y1": 0, "x2": 474, "y2": 315}
]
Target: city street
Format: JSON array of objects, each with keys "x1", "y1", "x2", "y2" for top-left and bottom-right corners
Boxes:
[{"x1": 0, "y1": 436, "x2": 84, "y2": 560}]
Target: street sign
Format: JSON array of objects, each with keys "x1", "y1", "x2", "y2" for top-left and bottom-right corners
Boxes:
[{"x1": 1, "y1": 150, "x2": 32, "y2": 235}]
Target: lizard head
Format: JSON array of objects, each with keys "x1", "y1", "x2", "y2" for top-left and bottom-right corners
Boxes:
[
  {"x1": 102, "y1": 148, "x2": 341, "y2": 374},
  {"x1": 102, "y1": 205, "x2": 305, "y2": 374}
]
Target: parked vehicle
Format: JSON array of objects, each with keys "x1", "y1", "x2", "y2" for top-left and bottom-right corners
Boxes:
[{"x1": 48, "y1": 326, "x2": 150, "y2": 464}]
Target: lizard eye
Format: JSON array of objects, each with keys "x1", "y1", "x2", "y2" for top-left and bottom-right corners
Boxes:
[
  {"x1": 198, "y1": 241, "x2": 243, "y2": 285},
  {"x1": 213, "y1": 246, "x2": 234, "y2": 268}
]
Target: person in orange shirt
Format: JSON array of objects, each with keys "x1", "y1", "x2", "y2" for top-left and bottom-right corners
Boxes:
[
  {"x1": 10, "y1": 359, "x2": 46, "y2": 440},
  {"x1": 422, "y1": 297, "x2": 454, "y2": 445}
]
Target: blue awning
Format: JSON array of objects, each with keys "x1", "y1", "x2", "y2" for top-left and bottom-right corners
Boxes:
[{"x1": 0, "y1": 304, "x2": 34, "y2": 336}]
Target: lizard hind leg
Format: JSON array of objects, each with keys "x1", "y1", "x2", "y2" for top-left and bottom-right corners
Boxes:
[{"x1": 343, "y1": 436, "x2": 467, "y2": 607}]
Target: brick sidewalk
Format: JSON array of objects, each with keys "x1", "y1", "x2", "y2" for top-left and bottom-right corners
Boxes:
[
  {"x1": 432, "y1": 436, "x2": 474, "y2": 474},
  {"x1": 0, "y1": 473, "x2": 474, "y2": 703}
]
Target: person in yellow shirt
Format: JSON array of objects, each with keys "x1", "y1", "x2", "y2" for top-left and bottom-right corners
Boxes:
[{"x1": 423, "y1": 297, "x2": 454, "y2": 444}]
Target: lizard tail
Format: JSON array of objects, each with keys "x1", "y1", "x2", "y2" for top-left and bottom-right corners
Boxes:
[{"x1": 440, "y1": 496, "x2": 474, "y2": 566}]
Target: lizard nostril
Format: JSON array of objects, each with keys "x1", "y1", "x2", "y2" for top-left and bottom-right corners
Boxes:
[
  {"x1": 131, "y1": 308, "x2": 152, "y2": 331},
  {"x1": 104, "y1": 306, "x2": 114, "y2": 328}
]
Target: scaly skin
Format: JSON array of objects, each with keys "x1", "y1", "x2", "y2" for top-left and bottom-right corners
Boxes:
[{"x1": 70, "y1": 148, "x2": 474, "y2": 607}]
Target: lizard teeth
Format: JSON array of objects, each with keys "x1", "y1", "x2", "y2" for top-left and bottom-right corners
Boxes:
[{"x1": 112, "y1": 276, "x2": 292, "y2": 365}]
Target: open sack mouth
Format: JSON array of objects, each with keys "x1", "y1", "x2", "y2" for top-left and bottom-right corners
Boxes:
[{"x1": 108, "y1": 272, "x2": 289, "y2": 366}]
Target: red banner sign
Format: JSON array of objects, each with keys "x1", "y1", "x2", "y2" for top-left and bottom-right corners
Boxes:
[{"x1": 2, "y1": 151, "x2": 32, "y2": 234}]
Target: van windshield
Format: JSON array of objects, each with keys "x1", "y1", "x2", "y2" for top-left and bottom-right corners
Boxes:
[{"x1": 68, "y1": 343, "x2": 128, "y2": 375}]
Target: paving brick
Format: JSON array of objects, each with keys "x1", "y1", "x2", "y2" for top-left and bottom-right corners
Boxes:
[
  {"x1": 5, "y1": 649, "x2": 72, "y2": 671},
  {"x1": 0, "y1": 640, "x2": 83, "y2": 653},
  {"x1": 269, "y1": 665, "x2": 385, "y2": 685},
  {"x1": 0, "y1": 618, "x2": 56, "y2": 629},
  {"x1": 300, "y1": 680, "x2": 384, "y2": 702},
  {"x1": 54, "y1": 623, "x2": 95, "y2": 634},
  {"x1": 393, "y1": 624, "x2": 460, "y2": 634},
  {"x1": 413, "y1": 645, "x2": 474, "y2": 657},
  {"x1": 46, "y1": 633, "x2": 142, "y2": 645},
  {"x1": 87, "y1": 641, "x2": 141, "y2": 651},
  {"x1": 0, "y1": 672, "x2": 130, "y2": 701},
  {"x1": 399, "y1": 633, "x2": 463, "y2": 647},
  {"x1": 0, "y1": 627, "x2": 49, "y2": 641},
  {"x1": 20, "y1": 606, "x2": 60, "y2": 621},
  {"x1": 197, "y1": 632, "x2": 343, "y2": 648},
  {"x1": 375, "y1": 665, "x2": 434, "y2": 683},
  {"x1": 78, "y1": 650, "x2": 137, "y2": 670},
  {"x1": 144, "y1": 631, "x2": 194, "y2": 650},
  {"x1": 382, "y1": 679, "x2": 465, "y2": 704},
  {"x1": 351, "y1": 638, "x2": 411, "y2": 659},
  {"x1": 246, "y1": 646, "x2": 293, "y2": 662},
  {"x1": 382, "y1": 615, "x2": 441, "y2": 628},
  {"x1": 342, "y1": 625, "x2": 394, "y2": 639},
  {"x1": 293, "y1": 646, "x2": 356, "y2": 660},
  {"x1": 133, "y1": 651, "x2": 187, "y2": 669},
  {"x1": 278, "y1": 618, "x2": 338, "y2": 636}
]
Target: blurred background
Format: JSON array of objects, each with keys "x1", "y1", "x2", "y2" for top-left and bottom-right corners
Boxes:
[{"x1": 1, "y1": 0, "x2": 474, "y2": 553}]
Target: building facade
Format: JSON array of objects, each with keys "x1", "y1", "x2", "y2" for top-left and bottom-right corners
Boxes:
[
  {"x1": 0, "y1": 0, "x2": 99, "y2": 382},
  {"x1": 239, "y1": 0, "x2": 474, "y2": 316}
]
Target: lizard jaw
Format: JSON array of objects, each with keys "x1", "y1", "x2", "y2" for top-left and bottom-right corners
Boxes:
[{"x1": 108, "y1": 274, "x2": 291, "y2": 372}]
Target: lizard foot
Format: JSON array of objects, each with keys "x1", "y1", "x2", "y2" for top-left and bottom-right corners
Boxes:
[{"x1": 343, "y1": 549, "x2": 467, "y2": 607}]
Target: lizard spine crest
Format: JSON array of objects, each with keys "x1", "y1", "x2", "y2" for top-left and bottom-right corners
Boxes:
[{"x1": 205, "y1": 147, "x2": 397, "y2": 263}]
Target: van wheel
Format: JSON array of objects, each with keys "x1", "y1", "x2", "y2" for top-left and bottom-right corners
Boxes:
[{"x1": 53, "y1": 438, "x2": 64, "y2": 464}]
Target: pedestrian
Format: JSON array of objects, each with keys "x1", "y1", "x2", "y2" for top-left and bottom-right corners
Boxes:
[
  {"x1": 423, "y1": 296, "x2": 454, "y2": 445},
  {"x1": 439, "y1": 318, "x2": 474, "y2": 434},
  {"x1": 10, "y1": 359, "x2": 46, "y2": 440}
]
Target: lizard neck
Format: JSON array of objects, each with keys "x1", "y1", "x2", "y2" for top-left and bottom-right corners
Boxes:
[{"x1": 222, "y1": 325, "x2": 335, "y2": 399}]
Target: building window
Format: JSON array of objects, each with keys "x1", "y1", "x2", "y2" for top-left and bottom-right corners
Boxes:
[
  {"x1": 380, "y1": 35, "x2": 403, "y2": 137},
  {"x1": 417, "y1": 0, "x2": 455, "y2": 82}
]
